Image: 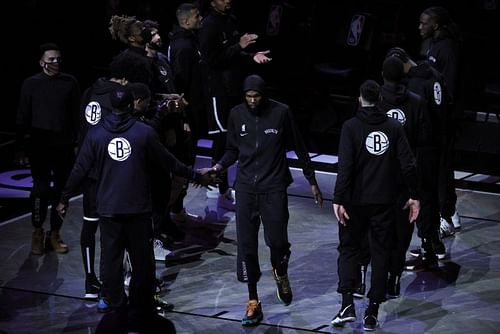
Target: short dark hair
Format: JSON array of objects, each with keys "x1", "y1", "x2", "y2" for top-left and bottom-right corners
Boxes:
[
  {"x1": 109, "y1": 52, "x2": 152, "y2": 84},
  {"x1": 129, "y1": 82, "x2": 151, "y2": 100},
  {"x1": 110, "y1": 85, "x2": 134, "y2": 111},
  {"x1": 382, "y1": 57, "x2": 404, "y2": 84},
  {"x1": 176, "y1": 3, "x2": 198, "y2": 23},
  {"x1": 422, "y1": 6, "x2": 461, "y2": 41},
  {"x1": 39, "y1": 43, "x2": 60, "y2": 58},
  {"x1": 143, "y1": 19, "x2": 160, "y2": 30},
  {"x1": 423, "y1": 6, "x2": 451, "y2": 29},
  {"x1": 385, "y1": 47, "x2": 409, "y2": 63},
  {"x1": 360, "y1": 80, "x2": 380, "y2": 104}
]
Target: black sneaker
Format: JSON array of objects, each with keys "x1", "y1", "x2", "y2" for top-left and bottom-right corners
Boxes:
[
  {"x1": 405, "y1": 256, "x2": 422, "y2": 271},
  {"x1": 241, "y1": 300, "x2": 263, "y2": 326},
  {"x1": 363, "y1": 313, "x2": 378, "y2": 331},
  {"x1": 84, "y1": 275, "x2": 101, "y2": 300},
  {"x1": 363, "y1": 303, "x2": 379, "y2": 331},
  {"x1": 331, "y1": 304, "x2": 356, "y2": 327},
  {"x1": 404, "y1": 256, "x2": 438, "y2": 272},
  {"x1": 154, "y1": 294, "x2": 174, "y2": 312},
  {"x1": 432, "y1": 241, "x2": 447, "y2": 260},
  {"x1": 273, "y1": 269, "x2": 293, "y2": 306},
  {"x1": 387, "y1": 274, "x2": 400, "y2": 299},
  {"x1": 410, "y1": 245, "x2": 446, "y2": 260},
  {"x1": 409, "y1": 247, "x2": 421, "y2": 257}
]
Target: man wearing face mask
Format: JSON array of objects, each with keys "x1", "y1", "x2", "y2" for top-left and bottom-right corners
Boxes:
[
  {"x1": 210, "y1": 74, "x2": 323, "y2": 326},
  {"x1": 16, "y1": 43, "x2": 80, "y2": 255}
]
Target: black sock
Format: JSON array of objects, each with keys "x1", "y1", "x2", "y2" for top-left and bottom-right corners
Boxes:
[
  {"x1": 342, "y1": 292, "x2": 354, "y2": 306},
  {"x1": 367, "y1": 300, "x2": 379, "y2": 315},
  {"x1": 248, "y1": 283, "x2": 258, "y2": 301}
]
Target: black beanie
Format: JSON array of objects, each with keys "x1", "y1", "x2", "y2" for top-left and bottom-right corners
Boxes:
[{"x1": 243, "y1": 75, "x2": 266, "y2": 95}]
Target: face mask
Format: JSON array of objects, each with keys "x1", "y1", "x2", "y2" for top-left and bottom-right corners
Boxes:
[{"x1": 43, "y1": 60, "x2": 61, "y2": 75}]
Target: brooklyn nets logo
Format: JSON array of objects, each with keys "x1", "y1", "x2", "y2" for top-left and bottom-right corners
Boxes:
[
  {"x1": 108, "y1": 137, "x2": 132, "y2": 162},
  {"x1": 159, "y1": 66, "x2": 168, "y2": 76},
  {"x1": 386, "y1": 109, "x2": 406, "y2": 125},
  {"x1": 433, "y1": 82, "x2": 442, "y2": 105},
  {"x1": 365, "y1": 131, "x2": 389, "y2": 155},
  {"x1": 85, "y1": 101, "x2": 102, "y2": 125}
]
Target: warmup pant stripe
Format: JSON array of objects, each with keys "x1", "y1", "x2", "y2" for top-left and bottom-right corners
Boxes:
[
  {"x1": 212, "y1": 97, "x2": 227, "y2": 132},
  {"x1": 86, "y1": 247, "x2": 91, "y2": 273}
]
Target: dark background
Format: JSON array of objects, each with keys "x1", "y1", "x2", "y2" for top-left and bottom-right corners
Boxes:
[{"x1": 7, "y1": 0, "x2": 500, "y2": 174}]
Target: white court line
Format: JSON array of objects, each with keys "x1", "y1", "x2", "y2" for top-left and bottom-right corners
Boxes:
[
  {"x1": 0, "y1": 194, "x2": 83, "y2": 227},
  {"x1": 2, "y1": 166, "x2": 499, "y2": 228}
]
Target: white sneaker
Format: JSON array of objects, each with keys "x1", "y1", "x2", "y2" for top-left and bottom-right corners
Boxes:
[
  {"x1": 439, "y1": 217, "x2": 456, "y2": 238},
  {"x1": 206, "y1": 186, "x2": 219, "y2": 199},
  {"x1": 451, "y1": 210, "x2": 461, "y2": 229},
  {"x1": 217, "y1": 188, "x2": 236, "y2": 211},
  {"x1": 171, "y1": 208, "x2": 202, "y2": 223},
  {"x1": 154, "y1": 239, "x2": 172, "y2": 261}
]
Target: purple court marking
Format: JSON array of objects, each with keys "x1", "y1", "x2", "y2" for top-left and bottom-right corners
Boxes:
[{"x1": 0, "y1": 169, "x2": 32, "y2": 198}]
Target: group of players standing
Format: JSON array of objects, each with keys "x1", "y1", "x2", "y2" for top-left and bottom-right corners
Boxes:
[{"x1": 16, "y1": 1, "x2": 463, "y2": 332}]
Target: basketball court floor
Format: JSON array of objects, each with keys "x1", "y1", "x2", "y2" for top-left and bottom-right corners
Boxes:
[{"x1": 0, "y1": 152, "x2": 499, "y2": 333}]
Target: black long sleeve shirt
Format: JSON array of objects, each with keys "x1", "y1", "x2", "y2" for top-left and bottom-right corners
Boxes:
[{"x1": 16, "y1": 72, "x2": 80, "y2": 149}]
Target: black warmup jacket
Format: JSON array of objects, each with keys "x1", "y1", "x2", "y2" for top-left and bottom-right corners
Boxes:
[
  {"x1": 379, "y1": 82, "x2": 429, "y2": 151},
  {"x1": 16, "y1": 72, "x2": 80, "y2": 148},
  {"x1": 426, "y1": 31, "x2": 459, "y2": 100},
  {"x1": 218, "y1": 78, "x2": 317, "y2": 193},
  {"x1": 199, "y1": 9, "x2": 253, "y2": 98},
  {"x1": 168, "y1": 25, "x2": 205, "y2": 126},
  {"x1": 334, "y1": 106, "x2": 418, "y2": 206},
  {"x1": 406, "y1": 61, "x2": 452, "y2": 142},
  {"x1": 61, "y1": 110, "x2": 197, "y2": 216},
  {"x1": 149, "y1": 52, "x2": 176, "y2": 96},
  {"x1": 168, "y1": 25, "x2": 203, "y2": 104}
]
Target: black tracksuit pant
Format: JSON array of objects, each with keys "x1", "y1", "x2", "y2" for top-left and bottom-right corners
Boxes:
[
  {"x1": 81, "y1": 178, "x2": 103, "y2": 280},
  {"x1": 389, "y1": 196, "x2": 415, "y2": 275},
  {"x1": 236, "y1": 191, "x2": 291, "y2": 283},
  {"x1": 30, "y1": 142, "x2": 74, "y2": 230},
  {"x1": 416, "y1": 146, "x2": 442, "y2": 249},
  {"x1": 337, "y1": 204, "x2": 395, "y2": 303},
  {"x1": 100, "y1": 214, "x2": 156, "y2": 332},
  {"x1": 439, "y1": 134, "x2": 457, "y2": 218}
]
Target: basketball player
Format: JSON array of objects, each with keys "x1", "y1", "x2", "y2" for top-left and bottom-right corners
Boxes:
[{"x1": 332, "y1": 80, "x2": 420, "y2": 331}]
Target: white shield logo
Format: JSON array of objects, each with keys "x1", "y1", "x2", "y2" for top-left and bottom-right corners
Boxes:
[
  {"x1": 108, "y1": 137, "x2": 132, "y2": 162},
  {"x1": 386, "y1": 109, "x2": 407, "y2": 125},
  {"x1": 85, "y1": 101, "x2": 102, "y2": 125},
  {"x1": 433, "y1": 82, "x2": 442, "y2": 105},
  {"x1": 366, "y1": 131, "x2": 389, "y2": 155}
]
